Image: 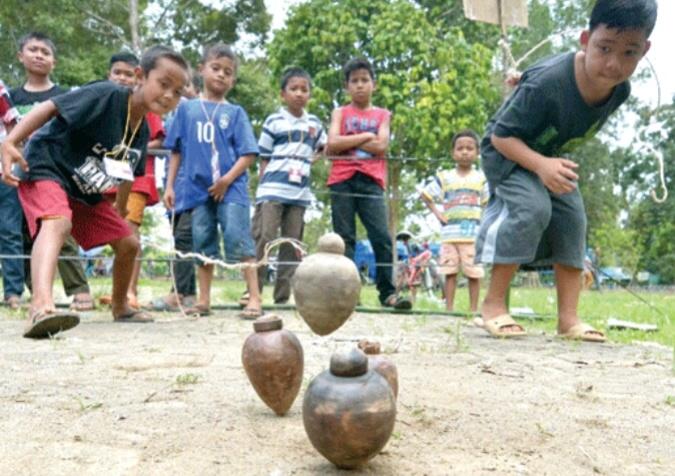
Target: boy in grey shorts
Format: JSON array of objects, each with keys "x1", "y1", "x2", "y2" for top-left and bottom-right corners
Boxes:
[{"x1": 475, "y1": 0, "x2": 657, "y2": 341}]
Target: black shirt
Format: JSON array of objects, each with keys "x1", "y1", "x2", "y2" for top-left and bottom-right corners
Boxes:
[
  {"x1": 10, "y1": 85, "x2": 66, "y2": 116},
  {"x1": 24, "y1": 81, "x2": 148, "y2": 205},
  {"x1": 481, "y1": 52, "x2": 630, "y2": 186}
]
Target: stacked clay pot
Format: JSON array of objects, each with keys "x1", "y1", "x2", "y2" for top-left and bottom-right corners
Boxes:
[
  {"x1": 241, "y1": 315, "x2": 303, "y2": 416},
  {"x1": 358, "y1": 339, "x2": 398, "y2": 399},
  {"x1": 292, "y1": 233, "x2": 361, "y2": 335},
  {"x1": 302, "y1": 348, "x2": 396, "y2": 469}
]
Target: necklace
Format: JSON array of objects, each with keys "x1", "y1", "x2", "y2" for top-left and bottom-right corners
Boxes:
[
  {"x1": 199, "y1": 96, "x2": 227, "y2": 182},
  {"x1": 105, "y1": 95, "x2": 144, "y2": 162}
]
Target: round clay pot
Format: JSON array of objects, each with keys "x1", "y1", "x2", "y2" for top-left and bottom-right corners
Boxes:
[
  {"x1": 358, "y1": 340, "x2": 398, "y2": 399},
  {"x1": 302, "y1": 348, "x2": 396, "y2": 469},
  {"x1": 292, "y1": 233, "x2": 361, "y2": 336},
  {"x1": 241, "y1": 315, "x2": 304, "y2": 416}
]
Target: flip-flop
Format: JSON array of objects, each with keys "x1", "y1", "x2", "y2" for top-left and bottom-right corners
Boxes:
[
  {"x1": 113, "y1": 310, "x2": 154, "y2": 323},
  {"x1": 23, "y1": 309, "x2": 80, "y2": 339},
  {"x1": 70, "y1": 295, "x2": 95, "y2": 311},
  {"x1": 183, "y1": 304, "x2": 211, "y2": 317},
  {"x1": 482, "y1": 314, "x2": 527, "y2": 338},
  {"x1": 239, "y1": 307, "x2": 263, "y2": 320},
  {"x1": 558, "y1": 323, "x2": 606, "y2": 343}
]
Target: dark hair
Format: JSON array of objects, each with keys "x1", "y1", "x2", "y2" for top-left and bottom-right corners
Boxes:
[
  {"x1": 451, "y1": 129, "x2": 480, "y2": 149},
  {"x1": 190, "y1": 69, "x2": 202, "y2": 91},
  {"x1": 201, "y1": 43, "x2": 238, "y2": 68},
  {"x1": 140, "y1": 45, "x2": 189, "y2": 75},
  {"x1": 18, "y1": 32, "x2": 56, "y2": 56},
  {"x1": 343, "y1": 57, "x2": 375, "y2": 83},
  {"x1": 590, "y1": 0, "x2": 658, "y2": 37},
  {"x1": 280, "y1": 67, "x2": 312, "y2": 90},
  {"x1": 109, "y1": 52, "x2": 139, "y2": 68}
]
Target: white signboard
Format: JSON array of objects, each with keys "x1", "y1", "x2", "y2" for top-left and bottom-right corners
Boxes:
[{"x1": 463, "y1": 0, "x2": 528, "y2": 28}]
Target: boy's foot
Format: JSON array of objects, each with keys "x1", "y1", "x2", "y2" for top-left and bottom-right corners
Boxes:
[
  {"x1": 99, "y1": 295, "x2": 113, "y2": 306},
  {"x1": 23, "y1": 309, "x2": 80, "y2": 339},
  {"x1": 558, "y1": 322, "x2": 606, "y2": 343},
  {"x1": 70, "y1": 293, "x2": 95, "y2": 311},
  {"x1": 147, "y1": 296, "x2": 180, "y2": 312},
  {"x1": 239, "y1": 307, "x2": 263, "y2": 320},
  {"x1": 238, "y1": 291, "x2": 250, "y2": 308},
  {"x1": 482, "y1": 314, "x2": 526, "y2": 338},
  {"x1": 5, "y1": 295, "x2": 22, "y2": 310},
  {"x1": 183, "y1": 304, "x2": 211, "y2": 317},
  {"x1": 382, "y1": 294, "x2": 412, "y2": 310},
  {"x1": 113, "y1": 310, "x2": 154, "y2": 323}
]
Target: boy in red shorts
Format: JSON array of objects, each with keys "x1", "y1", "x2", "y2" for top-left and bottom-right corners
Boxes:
[{"x1": 1, "y1": 45, "x2": 188, "y2": 338}]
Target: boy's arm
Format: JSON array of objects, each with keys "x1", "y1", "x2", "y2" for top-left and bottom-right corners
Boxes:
[
  {"x1": 491, "y1": 135, "x2": 578, "y2": 195},
  {"x1": 326, "y1": 108, "x2": 376, "y2": 155},
  {"x1": 115, "y1": 180, "x2": 132, "y2": 218},
  {"x1": 420, "y1": 192, "x2": 447, "y2": 224},
  {"x1": 163, "y1": 151, "x2": 182, "y2": 209},
  {"x1": 358, "y1": 113, "x2": 390, "y2": 156},
  {"x1": 147, "y1": 138, "x2": 164, "y2": 149},
  {"x1": 1, "y1": 99, "x2": 58, "y2": 187},
  {"x1": 258, "y1": 158, "x2": 269, "y2": 178},
  {"x1": 208, "y1": 154, "x2": 256, "y2": 202}
]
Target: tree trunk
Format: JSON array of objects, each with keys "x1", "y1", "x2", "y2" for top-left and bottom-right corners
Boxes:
[{"x1": 129, "y1": 0, "x2": 141, "y2": 53}]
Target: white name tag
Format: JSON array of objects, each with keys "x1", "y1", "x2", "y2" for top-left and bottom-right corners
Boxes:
[{"x1": 103, "y1": 157, "x2": 134, "y2": 181}]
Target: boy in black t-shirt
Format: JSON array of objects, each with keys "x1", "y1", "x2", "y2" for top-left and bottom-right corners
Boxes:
[
  {"x1": 475, "y1": 0, "x2": 657, "y2": 341},
  {"x1": 1, "y1": 46, "x2": 189, "y2": 338},
  {"x1": 10, "y1": 31, "x2": 95, "y2": 313}
]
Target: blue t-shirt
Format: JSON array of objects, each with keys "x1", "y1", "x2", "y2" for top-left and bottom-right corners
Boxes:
[{"x1": 164, "y1": 98, "x2": 259, "y2": 210}]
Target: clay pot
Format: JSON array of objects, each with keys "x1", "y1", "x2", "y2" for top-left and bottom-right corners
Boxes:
[
  {"x1": 241, "y1": 315, "x2": 304, "y2": 416},
  {"x1": 358, "y1": 340, "x2": 398, "y2": 399},
  {"x1": 292, "y1": 233, "x2": 361, "y2": 336},
  {"x1": 302, "y1": 348, "x2": 396, "y2": 469}
]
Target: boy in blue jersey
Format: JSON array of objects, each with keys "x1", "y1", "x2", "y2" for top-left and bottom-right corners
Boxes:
[
  {"x1": 475, "y1": 0, "x2": 656, "y2": 341},
  {"x1": 164, "y1": 43, "x2": 262, "y2": 318},
  {"x1": 253, "y1": 67, "x2": 326, "y2": 304}
]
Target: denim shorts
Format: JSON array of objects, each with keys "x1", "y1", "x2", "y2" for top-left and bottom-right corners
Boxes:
[{"x1": 191, "y1": 199, "x2": 255, "y2": 263}]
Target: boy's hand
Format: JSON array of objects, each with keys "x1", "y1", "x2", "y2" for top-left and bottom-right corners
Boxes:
[
  {"x1": 536, "y1": 158, "x2": 579, "y2": 195},
  {"x1": 208, "y1": 176, "x2": 232, "y2": 202},
  {"x1": 163, "y1": 186, "x2": 175, "y2": 210},
  {"x1": 434, "y1": 210, "x2": 448, "y2": 225},
  {"x1": 1, "y1": 141, "x2": 29, "y2": 187}
]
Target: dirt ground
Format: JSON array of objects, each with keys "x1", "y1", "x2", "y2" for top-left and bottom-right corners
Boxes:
[{"x1": 0, "y1": 307, "x2": 673, "y2": 476}]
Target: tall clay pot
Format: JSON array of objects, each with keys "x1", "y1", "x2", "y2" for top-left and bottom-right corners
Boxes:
[
  {"x1": 302, "y1": 348, "x2": 396, "y2": 469},
  {"x1": 292, "y1": 233, "x2": 361, "y2": 336},
  {"x1": 241, "y1": 315, "x2": 304, "y2": 416},
  {"x1": 358, "y1": 340, "x2": 398, "y2": 399}
]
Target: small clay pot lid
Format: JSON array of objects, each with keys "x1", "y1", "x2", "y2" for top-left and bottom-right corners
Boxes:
[
  {"x1": 253, "y1": 314, "x2": 283, "y2": 332},
  {"x1": 358, "y1": 339, "x2": 381, "y2": 355},
  {"x1": 317, "y1": 232, "x2": 346, "y2": 255},
  {"x1": 330, "y1": 348, "x2": 368, "y2": 377}
]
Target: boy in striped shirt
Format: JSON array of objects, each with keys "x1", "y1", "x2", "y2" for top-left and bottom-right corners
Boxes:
[{"x1": 253, "y1": 67, "x2": 326, "y2": 304}]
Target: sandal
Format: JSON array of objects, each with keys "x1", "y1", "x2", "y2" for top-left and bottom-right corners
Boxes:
[
  {"x1": 23, "y1": 309, "x2": 80, "y2": 339},
  {"x1": 113, "y1": 310, "x2": 154, "y2": 323},
  {"x1": 558, "y1": 323, "x2": 606, "y2": 343},
  {"x1": 482, "y1": 314, "x2": 527, "y2": 338},
  {"x1": 70, "y1": 294, "x2": 95, "y2": 311},
  {"x1": 239, "y1": 307, "x2": 263, "y2": 320},
  {"x1": 183, "y1": 304, "x2": 211, "y2": 317},
  {"x1": 382, "y1": 294, "x2": 412, "y2": 310}
]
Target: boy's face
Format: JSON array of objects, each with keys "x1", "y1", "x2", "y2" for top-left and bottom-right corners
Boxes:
[
  {"x1": 200, "y1": 56, "x2": 236, "y2": 97},
  {"x1": 452, "y1": 136, "x2": 479, "y2": 167},
  {"x1": 138, "y1": 57, "x2": 187, "y2": 116},
  {"x1": 281, "y1": 76, "x2": 310, "y2": 114},
  {"x1": 18, "y1": 39, "x2": 55, "y2": 76},
  {"x1": 346, "y1": 68, "x2": 374, "y2": 104},
  {"x1": 580, "y1": 25, "x2": 650, "y2": 89},
  {"x1": 109, "y1": 61, "x2": 138, "y2": 88}
]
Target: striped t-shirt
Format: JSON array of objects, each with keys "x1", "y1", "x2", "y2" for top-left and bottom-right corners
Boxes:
[
  {"x1": 421, "y1": 168, "x2": 488, "y2": 243},
  {"x1": 255, "y1": 108, "x2": 326, "y2": 207}
]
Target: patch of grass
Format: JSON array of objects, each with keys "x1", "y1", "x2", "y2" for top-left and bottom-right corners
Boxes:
[
  {"x1": 175, "y1": 373, "x2": 200, "y2": 386},
  {"x1": 666, "y1": 395, "x2": 675, "y2": 406}
]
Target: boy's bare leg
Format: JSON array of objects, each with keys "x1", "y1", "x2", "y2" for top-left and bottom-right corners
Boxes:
[
  {"x1": 554, "y1": 263, "x2": 599, "y2": 333},
  {"x1": 126, "y1": 222, "x2": 141, "y2": 304},
  {"x1": 468, "y1": 277, "x2": 481, "y2": 313},
  {"x1": 242, "y1": 259, "x2": 262, "y2": 311},
  {"x1": 444, "y1": 274, "x2": 457, "y2": 311},
  {"x1": 481, "y1": 263, "x2": 523, "y2": 333},
  {"x1": 30, "y1": 218, "x2": 71, "y2": 313},
  {"x1": 108, "y1": 234, "x2": 140, "y2": 318},
  {"x1": 197, "y1": 264, "x2": 214, "y2": 309}
]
